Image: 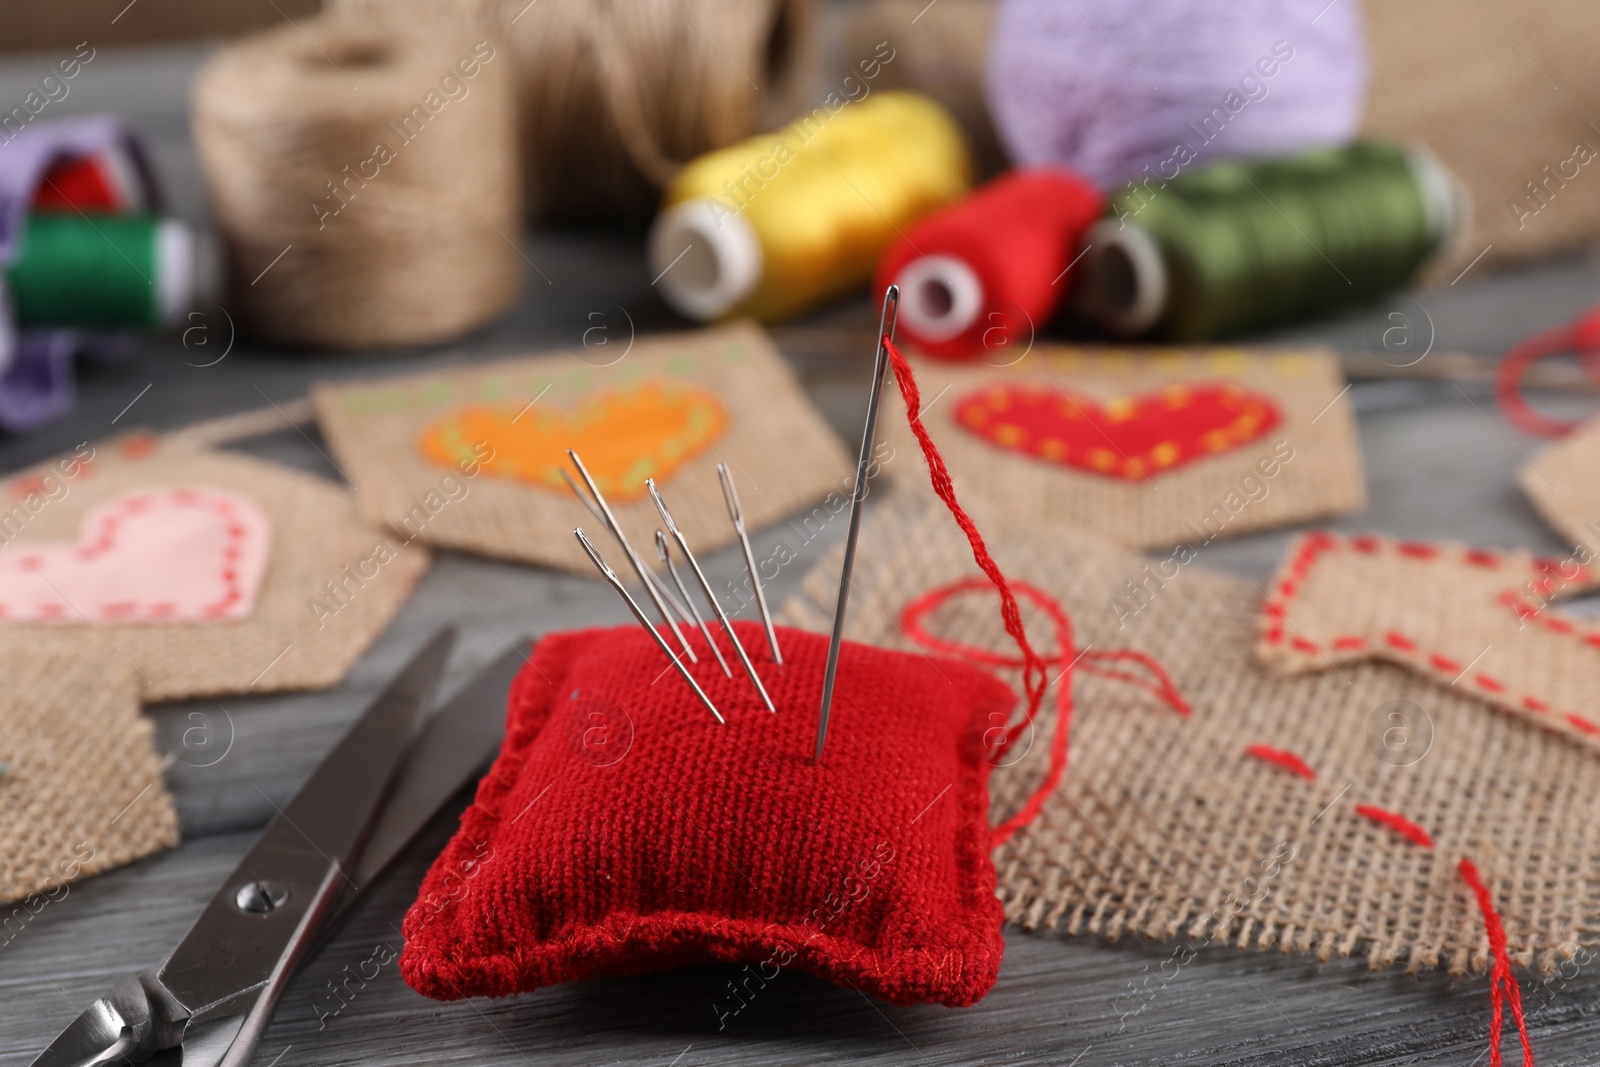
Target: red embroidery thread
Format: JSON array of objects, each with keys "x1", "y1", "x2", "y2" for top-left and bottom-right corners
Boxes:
[
  {"x1": 901, "y1": 578, "x2": 1188, "y2": 846},
  {"x1": 886, "y1": 337, "x2": 1192, "y2": 847},
  {"x1": 1459, "y1": 858, "x2": 1537, "y2": 1067},
  {"x1": 1493, "y1": 305, "x2": 1600, "y2": 439},
  {"x1": 1243, "y1": 744, "x2": 1317, "y2": 779},
  {"x1": 1239, "y1": 739, "x2": 1536, "y2": 1065},
  {"x1": 1352, "y1": 804, "x2": 1434, "y2": 848}
]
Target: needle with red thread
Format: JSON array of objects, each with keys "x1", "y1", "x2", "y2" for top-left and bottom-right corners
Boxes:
[{"x1": 815, "y1": 284, "x2": 899, "y2": 764}]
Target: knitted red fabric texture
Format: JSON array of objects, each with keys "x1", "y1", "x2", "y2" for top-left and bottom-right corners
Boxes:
[{"x1": 400, "y1": 620, "x2": 1016, "y2": 1007}]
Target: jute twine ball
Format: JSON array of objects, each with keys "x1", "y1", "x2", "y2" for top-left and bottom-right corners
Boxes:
[{"x1": 191, "y1": 14, "x2": 522, "y2": 349}]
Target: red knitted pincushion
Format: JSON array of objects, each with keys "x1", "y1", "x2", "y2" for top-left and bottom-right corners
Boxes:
[{"x1": 400, "y1": 620, "x2": 1015, "y2": 1007}]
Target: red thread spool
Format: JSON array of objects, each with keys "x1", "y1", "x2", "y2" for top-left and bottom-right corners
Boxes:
[
  {"x1": 32, "y1": 151, "x2": 144, "y2": 213},
  {"x1": 875, "y1": 168, "x2": 1102, "y2": 361}
]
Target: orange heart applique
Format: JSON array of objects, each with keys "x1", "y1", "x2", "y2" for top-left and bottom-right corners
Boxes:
[
  {"x1": 953, "y1": 381, "x2": 1282, "y2": 481},
  {"x1": 417, "y1": 381, "x2": 728, "y2": 501}
]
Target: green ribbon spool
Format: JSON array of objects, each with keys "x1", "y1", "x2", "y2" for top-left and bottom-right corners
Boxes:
[{"x1": 5, "y1": 213, "x2": 193, "y2": 330}]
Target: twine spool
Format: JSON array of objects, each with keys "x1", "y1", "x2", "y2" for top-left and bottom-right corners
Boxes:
[
  {"x1": 875, "y1": 168, "x2": 1102, "y2": 360},
  {"x1": 507, "y1": 0, "x2": 816, "y2": 221},
  {"x1": 650, "y1": 92, "x2": 972, "y2": 323},
  {"x1": 1080, "y1": 142, "x2": 1462, "y2": 341},
  {"x1": 191, "y1": 15, "x2": 522, "y2": 349}
]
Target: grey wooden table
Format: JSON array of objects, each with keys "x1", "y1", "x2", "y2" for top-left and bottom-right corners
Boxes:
[{"x1": 5, "y1": 42, "x2": 1600, "y2": 1067}]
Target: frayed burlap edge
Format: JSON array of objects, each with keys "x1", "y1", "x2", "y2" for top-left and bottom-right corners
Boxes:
[{"x1": 0, "y1": 633, "x2": 178, "y2": 906}]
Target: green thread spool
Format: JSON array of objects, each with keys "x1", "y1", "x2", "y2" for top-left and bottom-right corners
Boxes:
[
  {"x1": 1081, "y1": 142, "x2": 1461, "y2": 341},
  {"x1": 4, "y1": 213, "x2": 209, "y2": 330}
]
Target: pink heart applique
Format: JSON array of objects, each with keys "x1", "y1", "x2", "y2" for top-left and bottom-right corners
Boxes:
[{"x1": 0, "y1": 487, "x2": 271, "y2": 623}]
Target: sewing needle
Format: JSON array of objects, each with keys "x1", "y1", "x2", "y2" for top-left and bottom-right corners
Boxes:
[
  {"x1": 814, "y1": 284, "x2": 899, "y2": 764},
  {"x1": 567, "y1": 450, "x2": 698, "y2": 664},
  {"x1": 647, "y1": 478, "x2": 777, "y2": 713},
  {"x1": 560, "y1": 466, "x2": 606, "y2": 523},
  {"x1": 657, "y1": 529, "x2": 732, "y2": 677},
  {"x1": 576, "y1": 528, "x2": 723, "y2": 723},
  {"x1": 718, "y1": 463, "x2": 782, "y2": 665},
  {"x1": 563, "y1": 466, "x2": 698, "y2": 626}
]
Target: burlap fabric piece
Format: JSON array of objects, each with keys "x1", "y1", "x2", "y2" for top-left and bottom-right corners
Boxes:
[
  {"x1": 1519, "y1": 418, "x2": 1600, "y2": 553},
  {"x1": 0, "y1": 432, "x2": 428, "y2": 701},
  {"x1": 0, "y1": 635, "x2": 179, "y2": 906},
  {"x1": 1257, "y1": 531, "x2": 1600, "y2": 751},
  {"x1": 311, "y1": 322, "x2": 853, "y2": 575},
  {"x1": 782, "y1": 492, "x2": 1600, "y2": 975},
  {"x1": 1362, "y1": 0, "x2": 1600, "y2": 277},
  {"x1": 879, "y1": 346, "x2": 1365, "y2": 550}
]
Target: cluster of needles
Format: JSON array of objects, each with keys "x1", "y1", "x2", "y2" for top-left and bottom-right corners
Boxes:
[
  {"x1": 570, "y1": 285, "x2": 899, "y2": 762},
  {"x1": 569, "y1": 453, "x2": 780, "y2": 724}
]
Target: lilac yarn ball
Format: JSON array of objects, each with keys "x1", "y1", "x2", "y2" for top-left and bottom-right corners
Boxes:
[{"x1": 985, "y1": 0, "x2": 1369, "y2": 190}]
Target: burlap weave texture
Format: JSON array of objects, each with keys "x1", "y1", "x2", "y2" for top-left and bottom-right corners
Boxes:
[
  {"x1": 783, "y1": 493, "x2": 1600, "y2": 976},
  {"x1": 0, "y1": 636, "x2": 178, "y2": 906}
]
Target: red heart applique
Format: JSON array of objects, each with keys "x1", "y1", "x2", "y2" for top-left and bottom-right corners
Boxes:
[
  {"x1": 0, "y1": 487, "x2": 271, "y2": 623},
  {"x1": 953, "y1": 381, "x2": 1282, "y2": 480}
]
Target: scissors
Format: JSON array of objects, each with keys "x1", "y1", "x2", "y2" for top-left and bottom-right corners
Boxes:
[{"x1": 28, "y1": 627, "x2": 529, "y2": 1067}]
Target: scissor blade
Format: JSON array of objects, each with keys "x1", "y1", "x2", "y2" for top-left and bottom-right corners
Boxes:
[
  {"x1": 154, "y1": 628, "x2": 455, "y2": 1023},
  {"x1": 346, "y1": 641, "x2": 527, "y2": 899}
]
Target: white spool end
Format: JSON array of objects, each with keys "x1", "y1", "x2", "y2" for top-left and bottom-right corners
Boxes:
[
  {"x1": 155, "y1": 220, "x2": 193, "y2": 325},
  {"x1": 153, "y1": 221, "x2": 224, "y2": 326},
  {"x1": 1081, "y1": 220, "x2": 1167, "y2": 338},
  {"x1": 1403, "y1": 144, "x2": 1469, "y2": 253},
  {"x1": 895, "y1": 255, "x2": 984, "y2": 343},
  {"x1": 648, "y1": 198, "x2": 762, "y2": 321}
]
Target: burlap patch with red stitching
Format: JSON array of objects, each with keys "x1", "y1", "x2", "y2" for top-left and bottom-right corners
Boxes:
[
  {"x1": 0, "y1": 432, "x2": 426, "y2": 701},
  {"x1": 1256, "y1": 532, "x2": 1600, "y2": 751},
  {"x1": 879, "y1": 345, "x2": 1365, "y2": 550}
]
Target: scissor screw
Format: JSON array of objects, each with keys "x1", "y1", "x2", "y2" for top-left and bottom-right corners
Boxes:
[{"x1": 235, "y1": 881, "x2": 290, "y2": 914}]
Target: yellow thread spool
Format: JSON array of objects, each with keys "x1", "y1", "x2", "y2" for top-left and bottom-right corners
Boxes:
[{"x1": 649, "y1": 91, "x2": 972, "y2": 323}]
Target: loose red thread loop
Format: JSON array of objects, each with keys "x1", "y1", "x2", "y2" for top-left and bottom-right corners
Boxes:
[
  {"x1": 1459, "y1": 858, "x2": 1536, "y2": 1067},
  {"x1": 1243, "y1": 743, "x2": 1317, "y2": 779},
  {"x1": 886, "y1": 337, "x2": 1188, "y2": 847},
  {"x1": 1352, "y1": 804, "x2": 1435, "y2": 848},
  {"x1": 1494, "y1": 305, "x2": 1600, "y2": 438},
  {"x1": 899, "y1": 577, "x2": 1188, "y2": 847}
]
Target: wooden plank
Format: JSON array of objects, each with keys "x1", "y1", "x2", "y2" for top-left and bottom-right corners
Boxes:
[{"x1": 8, "y1": 825, "x2": 1600, "y2": 1066}]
